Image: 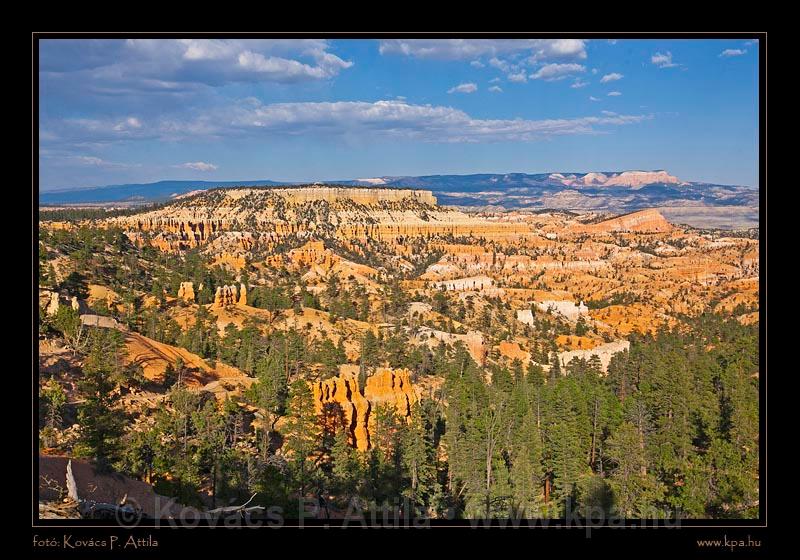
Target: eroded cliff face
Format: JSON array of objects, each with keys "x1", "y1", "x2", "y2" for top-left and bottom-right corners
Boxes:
[
  {"x1": 312, "y1": 371, "x2": 371, "y2": 451},
  {"x1": 574, "y1": 209, "x2": 672, "y2": 233},
  {"x1": 365, "y1": 367, "x2": 418, "y2": 418},
  {"x1": 311, "y1": 367, "x2": 417, "y2": 451},
  {"x1": 107, "y1": 187, "x2": 532, "y2": 252},
  {"x1": 274, "y1": 187, "x2": 437, "y2": 206}
]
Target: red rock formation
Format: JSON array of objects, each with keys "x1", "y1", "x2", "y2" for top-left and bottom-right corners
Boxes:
[
  {"x1": 312, "y1": 371, "x2": 370, "y2": 451},
  {"x1": 311, "y1": 367, "x2": 418, "y2": 451}
]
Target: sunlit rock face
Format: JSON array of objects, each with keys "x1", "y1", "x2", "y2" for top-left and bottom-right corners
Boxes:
[
  {"x1": 312, "y1": 367, "x2": 417, "y2": 451},
  {"x1": 107, "y1": 186, "x2": 532, "y2": 251},
  {"x1": 177, "y1": 282, "x2": 195, "y2": 302},
  {"x1": 571, "y1": 209, "x2": 673, "y2": 234}
]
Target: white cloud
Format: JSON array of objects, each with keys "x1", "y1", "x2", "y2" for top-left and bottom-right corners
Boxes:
[
  {"x1": 489, "y1": 77, "x2": 501, "y2": 83},
  {"x1": 571, "y1": 79, "x2": 589, "y2": 89},
  {"x1": 600, "y1": 72, "x2": 623, "y2": 83},
  {"x1": 720, "y1": 49, "x2": 747, "y2": 57},
  {"x1": 379, "y1": 39, "x2": 586, "y2": 61},
  {"x1": 589, "y1": 96, "x2": 600, "y2": 101},
  {"x1": 608, "y1": 39, "x2": 618, "y2": 45},
  {"x1": 470, "y1": 59, "x2": 485, "y2": 68},
  {"x1": 607, "y1": 91, "x2": 622, "y2": 96},
  {"x1": 448, "y1": 82, "x2": 478, "y2": 94},
  {"x1": 530, "y1": 63, "x2": 586, "y2": 81},
  {"x1": 42, "y1": 39, "x2": 354, "y2": 91},
  {"x1": 237, "y1": 49, "x2": 352, "y2": 80},
  {"x1": 222, "y1": 99, "x2": 650, "y2": 142},
  {"x1": 601, "y1": 110, "x2": 617, "y2": 116},
  {"x1": 54, "y1": 99, "x2": 651, "y2": 145},
  {"x1": 591, "y1": 68, "x2": 598, "y2": 74},
  {"x1": 176, "y1": 161, "x2": 218, "y2": 172},
  {"x1": 76, "y1": 156, "x2": 105, "y2": 165},
  {"x1": 69, "y1": 116, "x2": 146, "y2": 136},
  {"x1": 507, "y1": 71, "x2": 527, "y2": 83},
  {"x1": 527, "y1": 39, "x2": 588, "y2": 62},
  {"x1": 71, "y1": 155, "x2": 138, "y2": 168},
  {"x1": 112, "y1": 117, "x2": 142, "y2": 131},
  {"x1": 651, "y1": 51, "x2": 680, "y2": 68},
  {"x1": 488, "y1": 85, "x2": 503, "y2": 93},
  {"x1": 489, "y1": 57, "x2": 510, "y2": 72}
]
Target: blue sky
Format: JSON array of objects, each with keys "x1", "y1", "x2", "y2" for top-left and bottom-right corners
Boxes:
[{"x1": 38, "y1": 38, "x2": 760, "y2": 190}]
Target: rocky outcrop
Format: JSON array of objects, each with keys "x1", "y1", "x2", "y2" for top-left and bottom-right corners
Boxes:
[
  {"x1": 288, "y1": 241, "x2": 337, "y2": 268},
  {"x1": 413, "y1": 327, "x2": 488, "y2": 366},
  {"x1": 45, "y1": 291, "x2": 60, "y2": 316},
  {"x1": 533, "y1": 300, "x2": 588, "y2": 322},
  {"x1": 516, "y1": 309, "x2": 535, "y2": 327},
  {"x1": 213, "y1": 285, "x2": 238, "y2": 307},
  {"x1": 575, "y1": 209, "x2": 673, "y2": 234},
  {"x1": 238, "y1": 283, "x2": 247, "y2": 306},
  {"x1": 433, "y1": 275, "x2": 494, "y2": 291},
  {"x1": 114, "y1": 217, "x2": 229, "y2": 244},
  {"x1": 365, "y1": 367, "x2": 417, "y2": 419},
  {"x1": 124, "y1": 331, "x2": 244, "y2": 385},
  {"x1": 106, "y1": 187, "x2": 532, "y2": 252},
  {"x1": 311, "y1": 367, "x2": 418, "y2": 451},
  {"x1": 277, "y1": 187, "x2": 437, "y2": 206},
  {"x1": 177, "y1": 282, "x2": 195, "y2": 302},
  {"x1": 498, "y1": 341, "x2": 531, "y2": 364},
  {"x1": 312, "y1": 371, "x2": 371, "y2": 451},
  {"x1": 557, "y1": 340, "x2": 630, "y2": 373},
  {"x1": 80, "y1": 314, "x2": 122, "y2": 329}
]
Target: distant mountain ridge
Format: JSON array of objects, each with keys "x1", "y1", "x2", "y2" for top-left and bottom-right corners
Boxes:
[
  {"x1": 39, "y1": 171, "x2": 758, "y2": 226},
  {"x1": 39, "y1": 179, "x2": 291, "y2": 204}
]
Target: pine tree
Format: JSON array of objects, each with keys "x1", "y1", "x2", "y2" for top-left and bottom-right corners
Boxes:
[
  {"x1": 509, "y1": 408, "x2": 544, "y2": 516},
  {"x1": 53, "y1": 305, "x2": 87, "y2": 354},
  {"x1": 40, "y1": 380, "x2": 66, "y2": 449},
  {"x1": 248, "y1": 344, "x2": 289, "y2": 459},
  {"x1": 549, "y1": 352, "x2": 562, "y2": 382},
  {"x1": 542, "y1": 379, "x2": 585, "y2": 514},
  {"x1": 60, "y1": 271, "x2": 89, "y2": 300},
  {"x1": 74, "y1": 330, "x2": 127, "y2": 472},
  {"x1": 401, "y1": 402, "x2": 438, "y2": 514},
  {"x1": 527, "y1": 361, "x2": 545, "y2": 386},
  {"x1": 192, "y1": 398, "x2": 226, "y2": 508},
  {"x1": 283, "y1": 380, "x2": 321, "y2": 497},
  {"x1": 330, "y1": 427, "x2": 362, "y2": 505},
  {"x1": 511, "y1": 358, "x2": 524, "y2": 384},
  {"x1": 606, "y1": 421, "x2": 664, "y2": 517}
]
